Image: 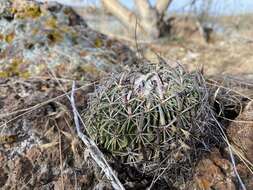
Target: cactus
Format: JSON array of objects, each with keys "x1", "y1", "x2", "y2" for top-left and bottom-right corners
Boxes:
[{"x1": 84, "y1": 63, "x2": 218, "y2": 180}]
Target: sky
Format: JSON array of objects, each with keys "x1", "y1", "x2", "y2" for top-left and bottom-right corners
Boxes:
[{"x1": 87, "y1": 0, "x2": 253, "y2": 15}]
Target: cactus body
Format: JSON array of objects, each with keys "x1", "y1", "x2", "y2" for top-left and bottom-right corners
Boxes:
[{"x1": 84, "y1": 64, "x2": 217, "y2": 180}]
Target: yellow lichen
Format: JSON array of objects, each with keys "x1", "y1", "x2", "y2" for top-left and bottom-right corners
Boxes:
[
  {"x1": 63, "y1": 8, "x2": 73, "y2": 15},
  {"x1": 4, "y1": 32, "x2": 15, "y2": 43},
  {"x1": 11, "y1": 7, "x2": 18, "y2": 15},
  {"x1": 0, "y1": 58, "x2": 30, "y2": 78},
  {"x1": 47, "y1": 30, "x2": 63, "y2": 44},
  {"x1": 94, "y1": 38, "x2": 103, "y2": 48},
  {"x1": 0, "y1": 135, "x2": 18, "y2": 144},
  {"x1": 0, "y1": 71, "x2": 8, "y2": 78},
  {"x1": 21, "y1": 71, "x2": 30, "y2": 78},
  {"x1": 60, "y1": 26, "x2": 71, "y2": 33},
  {"x1": 44, "y1": 17, "x2": 57, "y2": 29},
  {"x1": 14, "y1": 4, "x2": 41, "y2": 19}
]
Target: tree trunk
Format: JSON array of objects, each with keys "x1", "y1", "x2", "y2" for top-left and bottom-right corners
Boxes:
[
  {"x1": 155, "y1": 0, "x2": 173, "y2": 15},
  {"x1": 101, "y1": 0, "x2": 135, "y2": 29},
  {"x1": 101, "y1": 0, "x2": 172, "y2": 39},
  {"x1": 134, "y1": 0, "x2": 152, "y2": 18}
]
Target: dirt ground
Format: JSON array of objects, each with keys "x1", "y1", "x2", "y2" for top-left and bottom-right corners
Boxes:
[
  {"x1": 97, "y1": 13, "x2": 253, "y2": 80},
  {"x1": 143, "y1": 38, "x2": 253, "y2": 79}
]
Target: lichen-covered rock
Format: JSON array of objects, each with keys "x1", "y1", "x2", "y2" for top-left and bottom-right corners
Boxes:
[{"x1": 0, "y1": 0, "x2": 135, "y2": 80}]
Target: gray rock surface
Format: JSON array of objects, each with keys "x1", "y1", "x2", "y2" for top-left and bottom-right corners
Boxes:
[{"x1": 0, "y1": 0, "x2": 135, "y2": 80}]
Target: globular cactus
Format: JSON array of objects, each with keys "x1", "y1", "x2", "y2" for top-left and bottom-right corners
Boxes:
[{"x1": 84, "y1": 63, "x2": 218, "y2": 181}]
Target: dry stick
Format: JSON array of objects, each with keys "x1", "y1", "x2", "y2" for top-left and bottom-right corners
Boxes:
[
  {"x1": 70, "y1": 82, "x2": 125, "y2": 190},
  {"x1": 221, "y1": 116, "x2": 253, "y2": 124},
  {"x1": 206, "y1": 81, "x2": 253, "y2": 101}
]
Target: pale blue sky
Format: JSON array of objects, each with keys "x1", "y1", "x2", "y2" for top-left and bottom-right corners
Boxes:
[{"x1": 85, "y1": 0, "x2": 253, "y2": 15}]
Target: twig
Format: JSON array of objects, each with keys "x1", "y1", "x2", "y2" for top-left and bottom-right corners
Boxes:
[
  {"x1": 206, "y1": 80, "x2": 253, "y2": 101},
  {"x1": 70, "y1": 82, "x2": 125, "y2": 190}
]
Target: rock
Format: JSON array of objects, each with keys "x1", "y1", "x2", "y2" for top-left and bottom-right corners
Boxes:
[
  {"x1": 183, "y1": 100, "x2": 253, "y2": 190},
  {"x1": 184, "y1": 148, "x2": 253, "y2": 190},
  {"x1": 53, "y1": 172, "x2": 94, "y2": 190},
  {"x1": 0, "y1": 145, "x2": 95, "y2": 189},
  {"x1": 0, "y1": 0, "x2": 136, "y2": 80},
  {"x1": 0, "y1": 167, "x2": 8, "y2": 188},
  {"x1": 185, "y1": 149, "x2": 236, "y2": 190},
  {"x1": 0, "y1": 78, "x2": 96, "y2": 189},
  {"x1": 236, "y1": 163, "x2": 253, "y2": 189},
  {"x1": 228, "y1": 101, "x2": 253, "y2": 163},
  {"x1": 10, "y1": 156, "x2": 33, "y2": 186}
]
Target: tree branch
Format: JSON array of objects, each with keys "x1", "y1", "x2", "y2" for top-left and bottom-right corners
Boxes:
[
  {"x1": 101, "y1": 0, "x2": 136, "y2": 29},
  {"x1": 134, "y1": 0, "x2": 152, "y2": 18},
  {"x1": 155, "y1": 0, "x2": 172, "y2": 15},
  {"x1": 101, "y1": 0, "x2": 158, "y2": 37}
]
